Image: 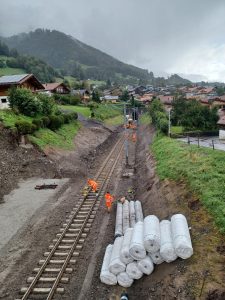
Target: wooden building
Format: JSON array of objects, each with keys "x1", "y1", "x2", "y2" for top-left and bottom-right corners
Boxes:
[
  {"x1": 42, "y1": 83, "x2": 70, "y2": 95},
  {"x1": 0, "y1": 74, "x2": 44, "y2": 109}
]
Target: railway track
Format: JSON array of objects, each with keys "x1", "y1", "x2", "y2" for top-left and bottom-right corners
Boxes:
[{"x1": 17, "y1": 136, "x2": 124, "y2": 300}]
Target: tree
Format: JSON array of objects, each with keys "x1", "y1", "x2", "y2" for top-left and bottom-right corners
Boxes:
[
  {"x1": 92, "y1": 90, "x2": 101, "y2": 103},
  {"x1": 120, "y1": 90, "x2": 130, "y2": 102}
]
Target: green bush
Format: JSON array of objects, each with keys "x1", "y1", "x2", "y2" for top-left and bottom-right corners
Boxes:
[
  {"x1": 15, "y1": 120, "x2": 36, "y2": 135},
  {"x1": 32, "y1": 118, "x2": 44, "y2": 129},
  {"x1": 149, "y1": 99, "x2": 168, "y2": 134},
  {"x1": 62, "y1": 112, "x2": 78, "y2": 124},
  {"x1": 48, "y1": 115, "x2": 64, "y2": 130},
  {"x1": 41, "y1": 116, "x2": 50, "y2": 127},
  {"x1": 9, "y1": 87, "x2": 42, "y2": 117},
  {"x1": 37, "y1": 93, "x2": 56, "y2": 115}
]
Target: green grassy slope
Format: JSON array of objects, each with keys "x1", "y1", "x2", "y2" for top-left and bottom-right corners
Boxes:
[{"x1": 152, "y1": 136, "x2": 225, "y2": 233}]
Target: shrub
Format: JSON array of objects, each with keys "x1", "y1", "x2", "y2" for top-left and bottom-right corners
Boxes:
[
  {"x1": 48, "y1": 115, "x2": 64, "y2": 130},
  {"x1": 32, "y1": 118, "x2": 44, "y2": 129},
  {"x1": 41, "y1": 116, "x2": 50, "y2": 127},
  {"x1": 62, "y1": 112, "x2": 78, "y2": 124},
  {"x1": 37, "y1": 93, "x2": 56, "y2": 115},
  {"x1": 15, "y1": 121, "x2": 36, "y2": 135},
  {"x1": 9, "y1": 87, "x2": 42, "y2": 117}
]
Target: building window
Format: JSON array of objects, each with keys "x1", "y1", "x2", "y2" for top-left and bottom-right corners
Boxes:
[{"x1": 1, "y1": 98, "x2": 7, "y2": 103}]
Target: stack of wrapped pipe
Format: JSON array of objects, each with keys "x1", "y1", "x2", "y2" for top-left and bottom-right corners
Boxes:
[
  {"x1": 101, "y1": 207, "x2": 193, "y2": 287},
  {"x1": 115, "y1": 200, "x2": 143, "y2": 237}
]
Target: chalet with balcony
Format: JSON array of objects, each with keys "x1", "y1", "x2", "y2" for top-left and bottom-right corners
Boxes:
[
  {"x1": 42, "y1": 83, "x2": 70, "y2": 95},
  {"x1": 0, "y1": 74, "x2": 44, "y2": 109}
]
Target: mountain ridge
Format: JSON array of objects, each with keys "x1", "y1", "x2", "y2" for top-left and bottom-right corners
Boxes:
[{"x1": 1, "y1": 29, "x2": 191, "y2": 85}]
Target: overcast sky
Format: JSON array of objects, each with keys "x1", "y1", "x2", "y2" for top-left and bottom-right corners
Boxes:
[{"x1": 1, "y1": 0, "x2": 225, "y2": 82}]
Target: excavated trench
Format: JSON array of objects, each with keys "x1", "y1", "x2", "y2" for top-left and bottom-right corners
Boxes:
[{"x1": 0, "y1": 123, "x2": 224, "y2": 300}]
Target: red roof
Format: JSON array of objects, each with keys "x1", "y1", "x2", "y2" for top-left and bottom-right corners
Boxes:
[
  {"x1": 158, "y1": 95, "x2": 173, "y2": 104},
  {"x1": 43, "y1": 82, "x2": 70, "y2": 92}
]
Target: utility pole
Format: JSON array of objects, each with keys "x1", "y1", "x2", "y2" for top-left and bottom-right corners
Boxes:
[
  {"x1": 124, "y1": 103, "x2": 129, "y2": 165},
  {"x1": 168, "y1": 108, "x2": 171, "y2": 137}
]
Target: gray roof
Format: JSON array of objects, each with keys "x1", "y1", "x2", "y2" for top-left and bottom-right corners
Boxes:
[{"x1": 0, "y1": 74, "x2": 29, "y2": 85}]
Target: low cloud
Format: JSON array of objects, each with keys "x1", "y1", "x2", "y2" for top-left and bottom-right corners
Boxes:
[{"x1": 1, "y1": 0, "x2": 225, "y2": 81}]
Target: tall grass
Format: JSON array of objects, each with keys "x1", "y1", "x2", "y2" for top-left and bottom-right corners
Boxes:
[{"x1": 152, "y1": 136, "x2": 225, "y2": 233}]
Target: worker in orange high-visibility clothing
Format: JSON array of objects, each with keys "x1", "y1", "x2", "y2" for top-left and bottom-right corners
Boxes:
[
  {"x1": 87, "y1": 179, "x2": 99, "y2": 193},
  {"x1": 132, "y1": 133, "x2": 137, "y2": 143},
  {"x1": 104, "y1": 192, "x2": 114, "y2": 213}
]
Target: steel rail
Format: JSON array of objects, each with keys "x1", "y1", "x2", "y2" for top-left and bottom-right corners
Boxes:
[{"x1": 19, "y1": 136, "x2": 124, "y2": 300}]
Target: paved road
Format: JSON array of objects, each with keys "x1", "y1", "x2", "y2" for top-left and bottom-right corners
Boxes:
[{"x1": 177, "y1": 136, "x2": 225, "y2": 151}]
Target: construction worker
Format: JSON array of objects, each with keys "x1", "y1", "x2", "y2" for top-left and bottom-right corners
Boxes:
[
  {"x1": 87, "y1": 179, "x2": 99, "y2": 194},
  {"x1": 132, "y1": 132, "x2": 137, "y2": 142},
  {"x1": 104, "y1": 191, "x2": 114, "y2": 213}
]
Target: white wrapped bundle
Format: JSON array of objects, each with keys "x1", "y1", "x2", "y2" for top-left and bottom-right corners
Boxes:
[
  {"x1": 109, "y1": 237, "x2": 126, "y2": 275},
  {"x1": 137, "y1": 256, "x2": 154, "y2": 275},
  {"x1": 171, "y1": 214, "x2": 193, "y2": 259},
  {"x1": 123, "y1": 200, "x2": 130, "y2": 234},
  {"x1": 160, "y1": 220, "x2": 177, "y2": 263},
  {"x1": 129, "y1": 200, "x2": 136, "y2": 228},
  {"x1": 117, "y1": 272, "x2": 133, "y2": 287},
  {"x1": 120, "y1": 228, "x2": 134, "y2": 264},
  {"x1": 135, "y1": 200, "x2": 144, "y2": 222},
  {"x1": 129, "y1": 221, "x2": 146, "y2": 260},
  {"x1": 100, "y1": 244, "x2": 117, "y2": 285},
  {"x1": 115, "y1": 202, "x2": 123, "y2": 237},
  {"x1": 148, "y1": 251, "x2": 164, "y2": 264},
  {"x1": 126, "y1": 261, "x2": 143, "y2": 280},
  {"x1": 144, "y1": 215, "x2": 160, "y2": 253}
]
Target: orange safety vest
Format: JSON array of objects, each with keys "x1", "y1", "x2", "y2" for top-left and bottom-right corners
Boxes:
[
  {"x1": 88, "y1": 180, "x2": 99, "y2": 191},
  {"x1": 105, "y1": 193, "x2": 114, "y2": 207}
]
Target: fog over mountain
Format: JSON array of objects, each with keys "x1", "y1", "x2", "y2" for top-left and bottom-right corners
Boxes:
[{"x1": 1, "y1": 0, "x2": 225, "y2": 82}]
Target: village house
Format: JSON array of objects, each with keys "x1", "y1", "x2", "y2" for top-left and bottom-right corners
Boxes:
[
  {"x1": 158, "y1": 95, "x2": 174, "y2": 110},
  {"x1": 72, "y1": 89, "x2": 90, "y2": 103},
  {"x1": 100, "y1": 95, "x2": 119, "y2": 103},
  {"x1": 0, "y1": 74, "x2": 44, "y2": 109},
  {"x1": 42, "y1": 82, "x2": 70, "y2": 95}
]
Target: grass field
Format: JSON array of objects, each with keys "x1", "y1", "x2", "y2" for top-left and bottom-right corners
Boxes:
[
  {"x1": 140, "y1": 113, "x2": 151, "y2": 125},
  {"x1": 29, "y1": 122, "x2": 80, "y2": 150},
  {"x1": 104, "y1": 115, "x2": 123, "y2": 126},
  {"x1": 0, "y1": 109, "x2": 80, "y2": 150},
  {"x1": 171, "y1": 126, "x2": 183, "y2": 134},
  {"x1": 0, "y1": 109, "x2": 32, "y2": 127},
  {"x1": 152, "y1": 135, "x2": 225, "y2": 233},
  {"x1": 59, "y1": 104, "x2": 123, "y2": 123},
  {"x1": 0, "y1": 67, "x2": 25, "y2": 76},
  {"x1": 59, "y1": 105, "x2": 91, "y2": 118}
]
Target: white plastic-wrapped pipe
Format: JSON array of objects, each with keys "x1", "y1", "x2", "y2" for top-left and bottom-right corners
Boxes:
[
  {"x1": 129, "y1": 221, "x2": 146, "y2": 260},
  {"x1": 171, "y1": 214, "x2": 193, "y2": 259},
  {"x1": 120, "y1": 228, "x2": 134, "y2": 264},
  {"x1": 126, "y1": 261, "x2": 143, "y2": 280},
  {"x1": 123, "y1": 200, "x2": 130, "y2": 234},
  {"x1": 135, "y1": 200, "x2": 144, "y2": 222},
  {"x1": 109, "y1": 236, "x2": 126, "y2": 275},
  {"x1": 144, "y1": 215, "x2": 160, "y2": 253},
  {"x1": 137, "y1": 255, "x2": 154, "y2": 275},
  {"x1": 148, "y1": 251, "x2": 164, "y2": 264},
  {"x1": 100, "y1": 244, "x2": 117, "y2": 285},
  {"x1": 160, "y1": 220, "x2": 177, "y2": 263},
  {"x1": 115, "y1": 202, "x2": 123, "y2": 237},
  {"x1": 117, "y1": 272, "x2": 134, "y2": 287},
  {"x1": 129, "y1": 200, "x2": 136, "y2": 228}
]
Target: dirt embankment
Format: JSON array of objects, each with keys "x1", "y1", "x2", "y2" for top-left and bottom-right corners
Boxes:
[
  {"x1": 81, "y1": 125, "x2": 225, "y2": 300},
  {"x1": 0, "y1": 121, "x2": 121, "y2": 299},
  {"x1": 0, "y1": 126, "x2": 58, "y2": 203}
]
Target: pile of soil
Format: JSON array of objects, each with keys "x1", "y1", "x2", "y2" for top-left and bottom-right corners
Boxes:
[{"x1": 0, "y1": 126, "x2": 58, "y2": 203}]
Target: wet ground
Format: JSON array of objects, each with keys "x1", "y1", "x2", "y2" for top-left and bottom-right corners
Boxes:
[
  {"x1": 0, "y1": 122, "x2": 224, "y2": 300},
  {"x1": 177, "y1": 136, "x2": 225, "y2": 151}
]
